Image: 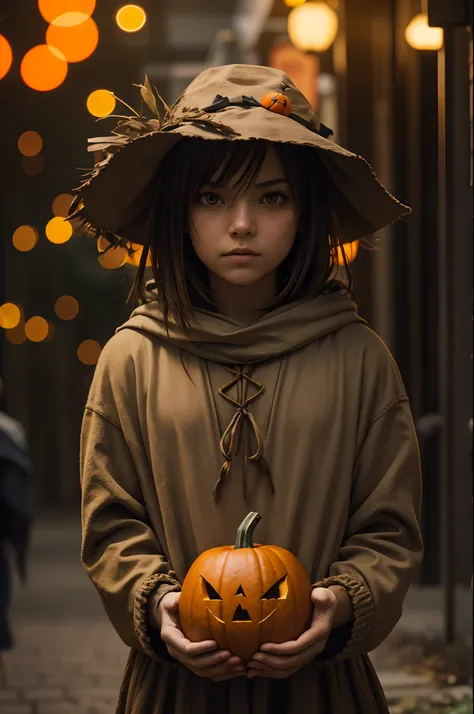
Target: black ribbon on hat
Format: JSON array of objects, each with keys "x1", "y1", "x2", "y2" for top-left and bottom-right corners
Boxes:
[{"x1": 202, "y1": 94, "x2": 334, "y2": 139}]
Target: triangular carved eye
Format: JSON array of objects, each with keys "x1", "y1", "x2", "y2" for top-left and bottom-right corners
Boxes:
[
  {"x1": 261, "y1": 575, "x2": 288, "y2": 600},
  {"x1": 235, "y1": 585, "x2": 246, "y2": 596},
  {"x1": 202, "y1": 577, "x2": 222, "y2": 600}
]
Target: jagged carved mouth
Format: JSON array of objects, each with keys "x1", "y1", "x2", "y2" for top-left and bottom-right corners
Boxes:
[
  {"x1": 205, "y1": 604, "x2": 278, "y2": 625},
  {"x1": 202, "y1": 574, "x2": 286, "y2": 625}
]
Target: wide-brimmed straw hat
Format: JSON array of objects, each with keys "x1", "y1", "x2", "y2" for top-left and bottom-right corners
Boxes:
[{"x1": 69, "y1": 63, "x2": 410, "y2": 248}]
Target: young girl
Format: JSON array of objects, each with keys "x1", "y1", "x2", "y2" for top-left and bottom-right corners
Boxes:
[{"x1": 74, "y1": 64, "x2": 423, "y2": 714}]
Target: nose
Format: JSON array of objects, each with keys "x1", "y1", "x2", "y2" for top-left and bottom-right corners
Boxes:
[{"x1": 228, "y1": 200, "x2": 256, "y2": 239}]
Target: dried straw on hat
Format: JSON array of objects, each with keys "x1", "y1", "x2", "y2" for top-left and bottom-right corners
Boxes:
[{"x1": 69, "y1": 64, "x2": 410, "y2": 251}]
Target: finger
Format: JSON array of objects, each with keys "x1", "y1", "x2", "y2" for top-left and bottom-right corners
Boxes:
[
  {"x1": 247, "y1": 665, "x2": 300, "y2": 679},
  {"x1": 162, "y1": 627, "x2": 218, "y2": 657},
  {"x1": 246, "y1": 659, "x2": 273, "y2": 671},
  {"x1": 193, "y1": 659, "x2": 243, "y2": 680},
  {"x1": 185, "y1": 650, "x2": 235, "y2": 671},
  {"x1": 167, "y1": 645, "x2": 232, "y2": 669},
  {"x1": 251, "y1": 644, "x2": 323, "y2": 671},
  {"x1": 259, "y1": 627, "x2": 327, "y2": 656}
]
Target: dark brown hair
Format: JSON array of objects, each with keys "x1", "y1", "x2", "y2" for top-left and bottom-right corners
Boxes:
[{"x1": 132, "y1": 137, "x2": 351, "y2": 333}]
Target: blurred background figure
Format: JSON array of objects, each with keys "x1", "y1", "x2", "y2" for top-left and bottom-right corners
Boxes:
[{"x1": 0, "y1": 377, "x2": 34, "y2": 682}]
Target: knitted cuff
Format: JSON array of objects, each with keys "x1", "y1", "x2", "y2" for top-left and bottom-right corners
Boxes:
[
  {"x1": 133, "y1": 573, "x2": 182, "y2": 662},
  {"x1": 312, "y1": 573, "x2": 374, "y2": 663}
]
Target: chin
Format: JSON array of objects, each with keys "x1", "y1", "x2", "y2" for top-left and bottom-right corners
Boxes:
[{"x1": 220, "y1": 271, "x2": 264, "y2": 287}]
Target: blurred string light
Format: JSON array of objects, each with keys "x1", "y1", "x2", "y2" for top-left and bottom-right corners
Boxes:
[
  {"x1": 288, "y1": 1, "x2": 339, "y2": 53},
  {"x1": 0, "y1": 303, "x2": 21, "y2": 330},
  {"x1": 46, "y1": 15, "x2": 99, "y2": 63},
  {"x1": 337, "y1": 240, "x2": 359, "y2": 266},
  {"x1": 126, "y1": 243, "x2": 152, "y2": 267},
  {"x1": 116, "y1": 5, "x2": 147, "y2": 33},
  {"x1": 87, "y1": 89, "x2": 116, "y2": 117},
  {"x1": 52, "y1": 193, "x2": 74, "y2": 217},
  {"x1": 0, "y1": 35, "x2": 13, "y2": 80},
  {"x1": 52, "y1": 192, "x2": 82, "y2": 231},
  {"x1": 20, "y1": 44, "x2": 68, "y2": 91},
  {"x1": 405, "y1": 13, "x2": 443, "y2": 50},
  {"x1": 37, "y1": 0, "x2": 96, "y2": 23},
  {"x1": 22, "y1": 154, "x2": 46, "y2": 176},
  {"x1": 46, "y1": 216, "x2": 73, "y2": 244},
  {"x1": 18, "y1": 131, "x2": 43, "y2": 156},
  {"x1": 12, "y1": 226, "x2": 39, "y2": 252},
  {"x1": 25, "y1": 316, "x2": 49, "y2": 342},
  {"x1": 21, "y1": 2, "x2": 98, "y2": 92},
  {"x1": 77, "y1": 339, "x2": 102, "y2": 365},
  {"x1": 54, "y1": 295, "x2": 79, "y2": 320},
  {"x1": 97, "y1": 236, "x2": 128, "y2": 269},
  {"x1": 284, "y1": 0, "x2": 306, "y2": 6},
  {"x1": 5, "y1": 320, "x2": 27, "y2": 345}
]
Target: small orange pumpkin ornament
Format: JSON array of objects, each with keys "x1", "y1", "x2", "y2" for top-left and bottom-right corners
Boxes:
[
  {"x1": 179, "y1": 512, "x2": 312, "y2": 662},
  {"x1": 261, "y1": 92, "x2": 292, "y2": 117}
]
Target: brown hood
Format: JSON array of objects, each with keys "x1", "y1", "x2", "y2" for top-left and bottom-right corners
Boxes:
[{"x1": 116, "y1": 283, "x2": 366, "y2": 365}]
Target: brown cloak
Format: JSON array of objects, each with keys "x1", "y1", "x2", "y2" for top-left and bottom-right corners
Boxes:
[{"x1": 80, "y1": 288, "x2": 423, "y2": 713}]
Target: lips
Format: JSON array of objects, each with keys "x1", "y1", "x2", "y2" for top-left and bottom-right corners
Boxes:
[{"x1": 224, "y1": 248, "x2": 259, "y2": 256}]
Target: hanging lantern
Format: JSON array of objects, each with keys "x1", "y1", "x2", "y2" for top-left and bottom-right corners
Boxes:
[
  {"x1": 288, "y1": 1, "x2": 339, "y2": 54},
  {"x1": 405, "y1": 14, "x2": 443, "y2": 51}
]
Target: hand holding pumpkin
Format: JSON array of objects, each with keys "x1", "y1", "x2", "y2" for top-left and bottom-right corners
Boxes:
[
  {"x1": 179, "y1": 513, "x2": 314, "y2": 666},
  {"x1": 157, "y1": 592, "x2": 246, "y2": 681},
  {"x1": 246, "y1": 587, "x2": 338, "y2": 678}
]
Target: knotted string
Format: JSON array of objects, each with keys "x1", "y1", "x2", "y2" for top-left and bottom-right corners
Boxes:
[{"x1": 213, "y1": 365, "x2": 275, "y2": 502}]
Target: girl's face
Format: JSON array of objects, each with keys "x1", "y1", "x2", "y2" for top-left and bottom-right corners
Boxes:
[{"x1": 188, "y1": 146, "x2": 298, "y2": 289}]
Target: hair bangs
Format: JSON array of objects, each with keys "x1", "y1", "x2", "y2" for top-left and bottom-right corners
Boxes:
[
  {"x1": 131, "y1": 137, "x2": 351, "y2": 335},
  {"x1": 186, "y1": 139, "x2": 270, "y2": 203}
]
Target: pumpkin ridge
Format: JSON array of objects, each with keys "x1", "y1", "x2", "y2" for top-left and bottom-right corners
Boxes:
[
  {"x1": 186, "y1": 557, "x2": 206, "y2": 639},
  {"x1": 258, "y1": 546, "x2": 279, "y2": 641},
  {"x1": 248, "y1": 545, "x2": 265, "y2": 644},
  {"x1": 219, "y1": 548, "x2": 233, "y2": 650}
]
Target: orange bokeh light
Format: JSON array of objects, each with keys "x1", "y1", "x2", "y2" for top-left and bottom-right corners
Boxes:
[
  {"x1": 18, "y1": 131, "x2": 43, "y2": 157},
  {"x1": 337, "y1": 239, "x2": 359, "y2": 266},
  {"x1": 21, "y1": 45, "x2": 68, "y2": 92},
  {"x1": 77, "y1": 339, "x2": 102, "y2": 365},
  {"x1": 46, "y1": 16, "x2": 99, "y2": 63},
  {"x1": 116, "y1": 5, "x2": 147, "y2": 33},
  {"x1": 25, "y1": 316, "x2": 49, "y2": 342},
  {"x1": 38, "y1": 0, "x2": 96, "y2": 23},
  {"x1": 126, "y1": 243, "x2": 152, "y2": 267},
  {"x1": 54, "y1": 295, "x2": 79, "y2": 320},
  {"x1": 52, "y1": 193, "x2": 74, "y2": 217},
  {"x1": 0, "y1": 35, "x2": 13, "y2": 80},
  {"x1": 0, "y1": 303, "x2": 21, "y2": 330},
  {"x1": 22, "y1": 155, "x2": 46, "y2": 176},
  {"x1": 13, "y1": 226, "x2": 39, "y2": 252}
]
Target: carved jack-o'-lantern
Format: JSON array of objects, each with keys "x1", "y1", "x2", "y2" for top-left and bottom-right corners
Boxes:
[
  {"x1": 179, "y1": 512, "x2": 312, "y2": 662},
  {"x1": 261, "y1": 92, "x2": 292, "y2": 116}
]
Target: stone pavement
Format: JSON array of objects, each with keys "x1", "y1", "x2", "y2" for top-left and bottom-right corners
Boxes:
[
  {"x1": 0, "y1": 517, "x2": 128, "y2": 714},
  {"x1": 0, "y1": 517, "x2": 472, "y2": 714}
]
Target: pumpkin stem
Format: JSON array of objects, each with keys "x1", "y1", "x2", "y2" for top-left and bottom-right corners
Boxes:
[{"x1": 234, "y1": 512, "x2": 262, "y2": 549}]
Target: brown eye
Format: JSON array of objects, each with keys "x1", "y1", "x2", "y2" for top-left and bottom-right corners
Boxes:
[
  {"x1": 202, "y1": 578, "x2": 222, "y2": 600},
  {"x1": 262, "y1": 192, "x2": 286, "y2": 206},
  {"x1": 261, "y1": 575, "x2": 287, "y2": 600},
  {"x1": 199, "y1": 192, "x2": 223, "y2": 206}
]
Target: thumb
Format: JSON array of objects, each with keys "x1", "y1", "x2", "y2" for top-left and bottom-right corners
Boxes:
[
  {"x1": 166, "y1": 591, "x2": 181, "y2": 606},
  {"x1": 159, "y1": 591, "x2": 181, "y2": 627},
  {"x1": 163, "y1": 591, "x2": 181, "y2": 614},
  {"x1": 311, "y1": 587, "x2": 336, "y2": 609}
]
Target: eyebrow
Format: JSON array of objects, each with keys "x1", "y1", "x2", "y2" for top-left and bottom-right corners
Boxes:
[{"x1": 202, "y1": 178, "x2": 289, "y2": 189}]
